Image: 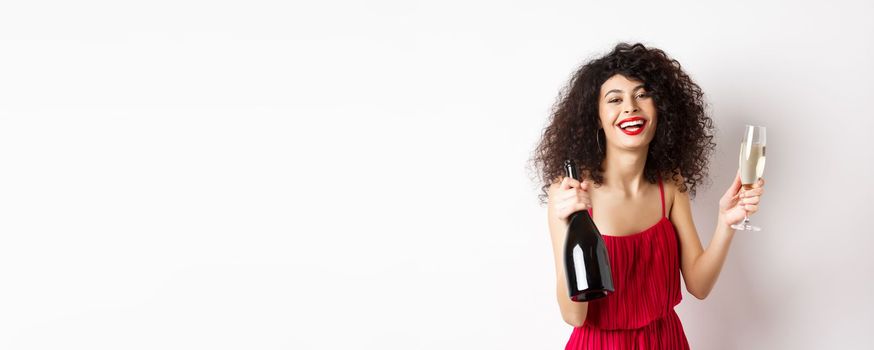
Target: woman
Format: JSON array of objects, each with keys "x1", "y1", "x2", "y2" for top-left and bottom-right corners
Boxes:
[{"x1": 531, "y1": 43, "x2": 765, "y2": 349}]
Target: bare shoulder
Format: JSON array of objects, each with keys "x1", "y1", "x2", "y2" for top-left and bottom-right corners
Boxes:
[
  {"x1": 665, "y1": 174, "x2": 699, "y2": 242},
  {"x1": 662, "y1": 173, "x2": 686, "y2": 217}
]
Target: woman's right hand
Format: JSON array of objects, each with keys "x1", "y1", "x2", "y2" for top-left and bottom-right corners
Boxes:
[{"x1": 547, "y1": 176, "x2": 592, "y2": 226}]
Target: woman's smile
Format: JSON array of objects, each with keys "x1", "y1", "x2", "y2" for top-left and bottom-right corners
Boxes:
[
  {"x1": 598, "y1": 74, "x2": 658, "y2": 148},
  {"x1": 617, "y1": 116, "x2": 647, "y2": 136}
]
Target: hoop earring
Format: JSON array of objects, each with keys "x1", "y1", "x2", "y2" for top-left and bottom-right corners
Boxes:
[{"x1": 596, "y1": 128, "x2": 603, "y2": 155}]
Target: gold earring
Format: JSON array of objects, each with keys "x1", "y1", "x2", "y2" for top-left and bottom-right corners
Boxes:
[{"x1": 596, "y1": 129, "x2": 603, "y2": 155}]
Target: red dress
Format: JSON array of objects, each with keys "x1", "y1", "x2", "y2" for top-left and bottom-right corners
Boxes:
[{"x1": 565, "y1": 178, "x2": 690, "y2": 350}]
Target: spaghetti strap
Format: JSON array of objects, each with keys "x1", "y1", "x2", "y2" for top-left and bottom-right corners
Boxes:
[{"x1": 658, "y1": 176, "x2": 666, "y2": 218}]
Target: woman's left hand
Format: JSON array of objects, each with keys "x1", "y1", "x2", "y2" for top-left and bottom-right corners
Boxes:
[{"x1": 719, "y1": 170, "x2": 765, "y2": 227}]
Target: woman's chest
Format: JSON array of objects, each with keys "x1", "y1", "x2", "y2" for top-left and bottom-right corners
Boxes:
[{"x1": 590, "y1": 188, "x2": 672, "y2": 237}]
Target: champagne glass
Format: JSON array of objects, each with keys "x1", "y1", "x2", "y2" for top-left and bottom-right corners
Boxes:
[{"x1": 732, "y1": 125, "x2": 766, "y2": 231}]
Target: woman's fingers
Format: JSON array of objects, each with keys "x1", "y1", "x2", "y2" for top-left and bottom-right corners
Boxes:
[
  {"x1": 560, "y1": 189, "x2": 591, "y2": 206},
  {"x1": 740, "y1": 189, "x2": 765, "y2": 199},
  {"x1": 719, "y1": 172, "x2": 764, "y2": 220},
  {"x1": 743, "y1": 187, "x2": 764, "y2": 197},
  {"x1": 559, "y1": 192, "x2": 578, "y2": 204},
  {"x1": 553, "y1": 176, "x2": 593, "y2": 223},
  {"x1": 742, "y1": 196, "x2": 760, "y2": 205},
  {"x1": 559, "y1": 201, "x2": 590, "y2": 217},
  {"x1": 754, "y1": 177, "x2": 765, "y2": 188},
  {"x1": 743, "y1": 177, "x2": 764, "y2": 213},
  {"x1": 560, "y1": 177, "x2": 570, "y2": 190},
  {"x1": 556, "y1": 188, "x2": 591, "y2": 214},
  {"x1": 740, "y1": 185, "x2": 764, "y2": 206},
  {"x1": 737, "y1": 189, "x2": 760, "y2": 213},
  {"x1": 560, "y1": 176, "x2": 581, "y2": 190},
  {"x1": 555, "y1": 202, "x2": 588, "y2": 220}
]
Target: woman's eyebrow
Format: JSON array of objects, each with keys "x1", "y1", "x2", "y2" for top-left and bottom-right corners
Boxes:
[{"x1": 604, "y1": 84, "x2": 645, "y2": 97}]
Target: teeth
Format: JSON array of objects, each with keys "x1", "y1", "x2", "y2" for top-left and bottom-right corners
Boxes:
[{"x1": 620, "y1": 120, "x2": 644, "y2": 129}]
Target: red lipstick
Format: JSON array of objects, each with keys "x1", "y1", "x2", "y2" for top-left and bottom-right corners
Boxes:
[{"x1": 617, "y1": 116, "x2": 646, "y2": 136}]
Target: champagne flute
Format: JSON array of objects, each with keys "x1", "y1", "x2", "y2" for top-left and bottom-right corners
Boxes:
[{"x1": 732, "y1": 125, "x2": 766, "y2": 231}]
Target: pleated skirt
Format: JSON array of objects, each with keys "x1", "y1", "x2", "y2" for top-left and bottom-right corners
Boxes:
[{"x1": 565, "y1": 309, "x2": 690, "y2": 350}]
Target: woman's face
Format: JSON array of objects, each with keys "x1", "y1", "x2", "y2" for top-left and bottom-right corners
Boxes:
[{"x1": 598, "y1": 74, "x2": 658, "y2": 151}]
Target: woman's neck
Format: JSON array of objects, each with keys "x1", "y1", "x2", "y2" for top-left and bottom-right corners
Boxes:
[{"x1": 600, "y1": 147, "x2": 648, "y2": 195}]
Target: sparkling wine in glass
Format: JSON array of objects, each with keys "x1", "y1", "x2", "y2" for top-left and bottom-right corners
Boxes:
[{"x1": 732, "y1": 124, "x2": 766, "y2": 231}]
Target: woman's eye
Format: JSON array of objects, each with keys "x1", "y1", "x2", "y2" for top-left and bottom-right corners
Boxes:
[{"x1": 609, "y1": 94, "x2": 647, "y2": 103}]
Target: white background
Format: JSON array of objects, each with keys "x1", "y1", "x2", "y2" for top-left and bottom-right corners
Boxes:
[{"x1": 1, "y1": 0, "x2": 872, "y2": 349}]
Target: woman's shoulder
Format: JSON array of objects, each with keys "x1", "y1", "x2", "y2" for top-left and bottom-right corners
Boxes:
[
  {"x1": 661, "y1": 171, "x2": 687, "y2": 190},
  {"x1": 660, "y1": 172, "x2": 687, "y2": 217}
]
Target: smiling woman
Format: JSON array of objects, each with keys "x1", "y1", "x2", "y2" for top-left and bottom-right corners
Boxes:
[
  {"x1": 532, "y1": 43, "x2": 715, "y2": 197},
  {"x1": 529, "y1": 42, "x2": 766, "y2": 349},
  {"x1": 601, "y1": 75, "x2": 656, "y2": 140}
]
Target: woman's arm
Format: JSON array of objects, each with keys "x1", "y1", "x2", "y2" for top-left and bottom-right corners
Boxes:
[{"x1": 671, "y1": 173, "x2": 764, "y2": 299}]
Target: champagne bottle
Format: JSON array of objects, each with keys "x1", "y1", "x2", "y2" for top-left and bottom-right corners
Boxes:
[{"x1": 563, "y1": 159, "x2": 614, "y2": 302}]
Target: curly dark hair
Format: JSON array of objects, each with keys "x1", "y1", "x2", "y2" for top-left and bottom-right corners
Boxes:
[{"x1": 530, "y1": 42, "x2": 715, "y2": 204}]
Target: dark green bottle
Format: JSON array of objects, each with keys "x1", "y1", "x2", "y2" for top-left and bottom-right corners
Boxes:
[{"x1": 563, "y1": 159, "x2": 614, "y2": 302}]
